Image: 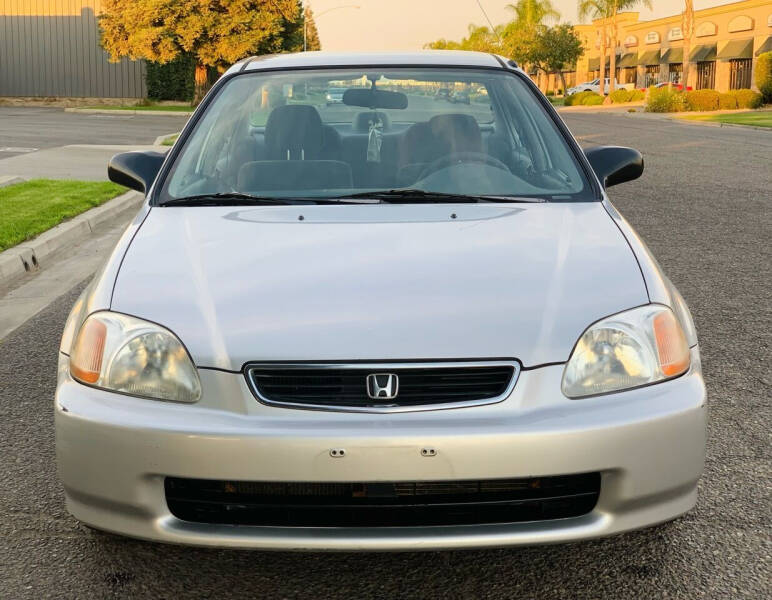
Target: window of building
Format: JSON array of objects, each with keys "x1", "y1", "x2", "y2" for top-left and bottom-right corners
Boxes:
[
  {"x1": 616, "y1": 67, "x2": 637, "y2": 84},
  {"x1": 645, "y1": 65, "x2": 660, "y2": 87},
  {"x1": 729, "y1": 59, "x2": 752, "y2": 89},
  {"x1": 669, "y1": 63, "x2": 683, "y2": 84},
  {"x1": 697, "y1": 62, "x2": 715, "y2": 90}
]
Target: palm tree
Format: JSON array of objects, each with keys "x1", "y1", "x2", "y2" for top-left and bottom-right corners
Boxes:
[
  {"x1": 608, "y1": 1, "x2": 652, "y2": 94},
  {"x1": 506, "y1": 0, "x2": 560, "y2": 27},
  {"x1": 682, "y1": 0, "x2": 694, "y2": 89},
  {"x1": 505, "y1": 1, "x2": 560, "y2": 89},
  {"x1": 578, "y1": 0, "x2": 651, "y2": 95},
  {"x1": 578, "y1": 0, "x2": 611, "y2": 95}
]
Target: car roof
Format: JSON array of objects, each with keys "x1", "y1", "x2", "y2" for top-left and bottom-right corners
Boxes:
[{"x1": 225, "y1": 51, "x2": 508, "y2": 75}]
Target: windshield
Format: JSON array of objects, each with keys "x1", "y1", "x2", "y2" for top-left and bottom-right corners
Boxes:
[{"x1": 160, "y1": 68, "x2": 592, "y2": 204}]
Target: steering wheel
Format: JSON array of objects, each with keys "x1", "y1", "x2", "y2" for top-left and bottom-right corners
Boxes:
[{"x1": 419, "y1": 152, "x2": 511, "y2": 180}]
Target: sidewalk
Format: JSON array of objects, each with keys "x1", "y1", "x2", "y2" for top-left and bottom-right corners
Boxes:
[{"x1": 0, "y1": 144, "x2": 167, "y2": 181}]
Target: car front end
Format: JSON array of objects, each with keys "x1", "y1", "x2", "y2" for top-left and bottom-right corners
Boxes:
[{"x1": 55, "y1": 51, "x2": 706, "y2": 550}]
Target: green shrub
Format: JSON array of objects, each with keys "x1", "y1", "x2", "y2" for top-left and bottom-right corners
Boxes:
[
  {"x1": 546, "y1": 90, "x2": 555, "y2": 97},
  {"x1": 685, "y1": 89, "x2": 720, "y2": 111},
  {"x1": 145, "y1": 53, "x2": 195, "y2": 102},
  {"x1": 718, "y1": 93, "x2": 738, "y2": 110},
  {"x1": 728, "y1": 89, "x2": 763, "y2": 109},
  {"x1": 755, "y1": 51, "x2": 772, "y2": 103},
  {"x1": 565, "y1": 91, "x2": 604, "y2": 106},
  {"x1": 609, "y1": 89, "x2": 632, "y2": 103},
  {"x1": 645, "y1": 86, "x2": 686, "y2": 112},
  {"x1": 629, "y1": 89, "x2": 645, "y2": 101},
  {"x1": 582, "y1": 94, "x2": 604, "y2": 105}
]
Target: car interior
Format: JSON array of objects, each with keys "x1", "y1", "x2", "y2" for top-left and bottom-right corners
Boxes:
[{"x1": 164, "y1": 69, "x2": 588, "y2": 201}]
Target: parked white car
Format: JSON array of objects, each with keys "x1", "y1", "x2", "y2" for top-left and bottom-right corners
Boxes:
[
  {"x1": 567, "y1": 78, "x2": 632, "y2": 95},
  {"x1": 56, "y1": 51, "x2": 705, "y2": 551}
]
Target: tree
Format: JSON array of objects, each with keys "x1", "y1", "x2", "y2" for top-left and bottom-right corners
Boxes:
[
  {"x1": 99, "y1": 0, "x2": 299, "y2": 103},
  {"x1": 501, "y1": 0, "x2": 560, "y2": 83},
  {"x1": 578, "y1": 0, "x2": 611, "y2": 95},
  {"x1": 425, "y1": 24, "x2": 500, "y2": 54},
  {"x1": 528, "y1": 25, "x2": 584, "y2": 94},
  {"x1": 506, "y1": 0, "x2": 559, "y2": 27},
  {"x1": 682, "y1": 0, "x2": 694, "y2": 90},
  {"x1": 303, "y1": 5, "x2": 321, "y2": 51},
  {"x1": 607, "y1": 1, "x2": 651, "y2": 94}
]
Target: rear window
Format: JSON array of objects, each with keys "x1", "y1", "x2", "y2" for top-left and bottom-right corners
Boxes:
[{"x1": 160, "y1": 67, "x2": 592, "y2": 203}]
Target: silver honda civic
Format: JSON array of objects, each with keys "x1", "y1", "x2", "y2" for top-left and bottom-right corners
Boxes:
[{"x1": 55, "y1": 51, "x2": 706, "y2": 551}]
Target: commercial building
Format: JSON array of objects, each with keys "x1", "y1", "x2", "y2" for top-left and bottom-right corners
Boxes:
[
  {"x1": 568, "y1": 0, "x2": 771, "y2": 92},
  {"x1": 0, "y1": 0, "x2": 145, "y2": 98}
]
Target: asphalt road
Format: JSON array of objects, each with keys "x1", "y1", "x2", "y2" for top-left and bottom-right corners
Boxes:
[
  {"x1": 0, "y1": 111, "x2": 770, "y2": 599},
  {"x1": 0, "y1": 107, "x2": 187, "y2": 159}
]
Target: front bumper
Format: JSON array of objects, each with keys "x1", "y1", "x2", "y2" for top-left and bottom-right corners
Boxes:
[{"x1": 55, "y1": 351, "x2": 706, "y2": 551}]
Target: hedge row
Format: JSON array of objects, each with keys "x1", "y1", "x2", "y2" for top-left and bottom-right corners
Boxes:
[
  {"x1": 608, "y1": 88, "x2": 645, "y2": 104},
  {"x1": 645, "y1": 87, "x2": 763, "y2": 113},
  {"x1": 565, "y1": 91, "x2": 604, "y2": 106},
  {"x1": 145, "y1": 53, "x2": 195, "y2": 102},
  {"x1": 756, "y1": 51, "x2": 772, "y2": 103}
]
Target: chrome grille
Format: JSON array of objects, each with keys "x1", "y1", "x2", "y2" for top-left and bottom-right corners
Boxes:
[{"x1": 244, "y1": 361, "x2": 520, "y2": 412}]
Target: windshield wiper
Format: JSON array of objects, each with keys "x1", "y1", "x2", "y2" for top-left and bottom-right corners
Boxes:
[
  {"x1": 161, "y1": 192, "x2": 348, "y2": 207},
  {"x1": 331, "y1": 189, "x2": 545, "y2": 204}
]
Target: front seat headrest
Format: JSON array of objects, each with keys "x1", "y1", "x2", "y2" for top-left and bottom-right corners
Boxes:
[
  {"x1": 428, "y1": 114, "x2": 483, "y2": 154},
  {"x1": 265, "y1": 105, "x2": 324, "y2": 160}
]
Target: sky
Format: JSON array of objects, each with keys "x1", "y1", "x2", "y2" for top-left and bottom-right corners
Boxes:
[{"x1": 309, "y1": 0, "x2": 744, "y2": 51}]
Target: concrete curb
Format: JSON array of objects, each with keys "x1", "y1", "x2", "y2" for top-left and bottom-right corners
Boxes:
[
  {"x1": 557, "y1": 101, "x2": 645, "y2": 113},
  {"x1": 65, "y1": 107, "x2": 193, "y2": 117},
  {"x1": 0, "y1": 189, "x2": 143, "y2": 286},
  {"x1": 153, "y1": 132, "x2": 180, "y2": 145},
  {"x1": 0, "y1": 175, "x2": 25, "y2": 188}
]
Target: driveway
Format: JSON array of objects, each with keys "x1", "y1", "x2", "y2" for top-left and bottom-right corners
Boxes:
[
  {"x1": 0, "y1": 110, "x2": 769, "y2": 599},
  {"x1": 0, "y1": 107, "x2": 186, "y2": 179}
]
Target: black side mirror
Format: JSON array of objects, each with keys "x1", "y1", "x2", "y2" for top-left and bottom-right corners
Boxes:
[
  {"x1": 108, "y1": 151, "x2": 166, "y2": 193},
  {"x1": 584, "y1": 146, "x2": 643, "y2": 189}
]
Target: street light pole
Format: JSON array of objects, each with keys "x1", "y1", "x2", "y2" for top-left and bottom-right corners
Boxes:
[{"x1": 303, "y1": 3, "x2": 360, "y2": 52}]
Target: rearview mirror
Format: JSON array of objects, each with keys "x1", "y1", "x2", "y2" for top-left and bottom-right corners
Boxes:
[
  {"x1": 108, "y1": 151, "x2": 166, "y2": 193},
  {"x1": 343, "y1": 88, "x2": 408, "y2": 110},
  {"x1": 584, "y1": 146, "x2": 643, "y2": 188}
]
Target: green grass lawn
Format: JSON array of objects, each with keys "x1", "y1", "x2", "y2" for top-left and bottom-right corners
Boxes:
[
  {"x1": 161, "y1": 133, "x2": 179, "y2": 146},
  {"x1": 547, "y1": 96, "x2": 565, "y2": 106},
  {"x1": 84, "y1": 104, "x2": 193, "y2": 112},
  {"x1": 680, "y1": 111, "x2": 772, "y2": 128},
  {"x1": 0, "y1": 179, "x2": 126, "y2": 251}
]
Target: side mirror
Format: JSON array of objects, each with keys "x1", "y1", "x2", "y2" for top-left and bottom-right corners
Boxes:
[
  {"x1": 584, "y1": 146, "x2": 643, "y2": 189},
  {"x1": 108, "y1": 151, "x2": 166, "y2": 193}
]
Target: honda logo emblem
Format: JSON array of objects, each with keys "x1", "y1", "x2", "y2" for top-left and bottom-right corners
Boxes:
[{"x1": 366, "y1": 373, "x2": 399, "y2": 400}]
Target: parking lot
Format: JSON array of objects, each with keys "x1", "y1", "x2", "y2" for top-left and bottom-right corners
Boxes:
[{"x1": 0, "y1": 109, "x2": 769, "y2": 599}]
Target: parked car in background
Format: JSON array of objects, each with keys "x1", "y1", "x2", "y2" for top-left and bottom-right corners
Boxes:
[
  {"x1": 325, "y1": 87, "x2": 346, "y2": 104},
  {"x1": 56, "y1": 51, "x2": 705, "y2": 551},
  {"x1": 434, "y1": 88, "x2": 452, "y2": 101},
  {"x1": 567, "y1": 78, "x2": 633, "y2": 96},
  {"x1": 451, "y1": 90, "x2": 471, "y2": 104}
]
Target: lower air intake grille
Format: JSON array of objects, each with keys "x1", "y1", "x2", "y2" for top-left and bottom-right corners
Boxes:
[
  {"x1": 245, "y1": 361, "x2": 519, "y2": 411},
  {"x1": 165, "y1": 473, "x2": 601, "y2": 527}
]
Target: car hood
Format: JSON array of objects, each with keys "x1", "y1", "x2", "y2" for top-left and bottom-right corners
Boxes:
[{"x1": 112, "y1": 202, "x2": 647, "y2": 370}]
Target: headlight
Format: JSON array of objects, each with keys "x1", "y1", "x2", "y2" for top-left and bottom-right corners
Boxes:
[
  {"x1": 69, "y1": 312, "x2": 201, "y2": 402},
  {"x1": 562, "y1": 305, "x2": 690, "y2": 399}
]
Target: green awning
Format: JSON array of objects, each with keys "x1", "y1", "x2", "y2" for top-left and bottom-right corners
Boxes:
[
  {"x1": 638, "y1": 50, "x2": 661, "y2": 65},
  {"x1": 690, "y1": 44, "x2": 717, "y2": 62},
  {"x1": 588, "y1": 55, "x2": 620, "y2": 70},
  {"x1": 661, "y1": 47, "x2": 683, "y2": 64},
  {"x1": 717, "y1": 38, "x2": 753, "y2": 60},
  {"x1": 617, "y1": 53, "x2": 638, "y2": 68},
  {"x1": 756, "y1": 36, "x2": 772, "y2": 56}
]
